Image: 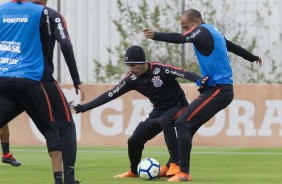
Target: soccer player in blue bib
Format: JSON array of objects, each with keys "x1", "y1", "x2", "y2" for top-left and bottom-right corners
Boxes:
[
  {"x1": 0, "y1": 1, "x2": 62, "y2": 183},
  {"x1": 144, "y1": 8, "x2": 262, "y2": 182}
]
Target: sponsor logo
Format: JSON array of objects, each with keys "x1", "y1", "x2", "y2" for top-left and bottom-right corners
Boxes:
[
  {"x1": 0, "y1": 57, "x2": 18, "y2": 65},
  {"x1": 0, "y1": 67, "x2": 8, "y2": 72},
  {"x1": 44, "y1": 9, "x2": 48, "y2": 15},
  {"x1": 169, "y1": 70, "x2": 184, "y2": 77},
  {"x1": 153, "y1": 67, "x2": 160, "y2": 74},
  {"x1": 151, "y1": 76, "x2": 163, "y2": 88},
  {"x1": 0, "y1": 41, "x2": 21, "y2": 53},
  {"x1": 130, "y1": 74, "x2": 137, "y2": 80},
  {"x1": 108, "y1": 92, "x2": 113, "y2": 97},
  {"x1": 3, "y1": 15, "x2": 28, "y2": 23},
  {"x1": 186, "y1": 29, "x2": 201, "y2": 41},
  {"x1": 108, "y1": 81, "x2": 126, "y2": 97},
  {"x1": 55, "y1": 18, "x2": 61, "y2": 23},
  {"x1": 165, "y1": 68, "x2": 184, "y2": 77},
  {"x1": 56, "y1": 18, "x2": 67, "y2": 39}
]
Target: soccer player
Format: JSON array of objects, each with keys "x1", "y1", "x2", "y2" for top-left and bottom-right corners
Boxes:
[
  {"x1": 73, "y1": 45, "x2": 208, "y2": 178},
  {"x1": 144, "y1": 9, "x2": 262, "y2": 182},
  {"x1": 0, "y1": 1, "x2": 63, "y2": 184},
  {"x1": 0, "y1": 0, "x2": 84, "y2": 183}
]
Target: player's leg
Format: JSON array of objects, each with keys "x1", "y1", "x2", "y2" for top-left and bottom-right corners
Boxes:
[
  {"x1": 15, "y1": 80, "x2": 63, "y2": 184},
  {"x1": 169, "y1": 86, "x2": 234, "y2": 182},
  {"x1": 115, "y1": 109, "x2": 164, "y2": 178},
  {"x1": 0, "y1": 94, "x2": 23, "y2": 166},
  {"x1": 158, "y1": 104, "x2": 187, "y2": 177},
  {"x1": 115, "y1": 118, "x2": 162, "y2": 178},
  {"x1": 0, "y1": 125, "x2": 22, "y2": 166},
  {"x1": 42, "y1": 81, "x2": 78, "y2": 184}
]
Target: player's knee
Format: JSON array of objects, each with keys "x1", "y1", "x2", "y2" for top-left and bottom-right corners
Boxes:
[
  {"x1": 47, "y1": 144, "x2": 62, "y2": 153},
  {"x1": 128, "y1": 135, "x2": 144, "y2": 146},
  {"x1": 174, "y1": 117, "x2": 185, "y2": 129}
]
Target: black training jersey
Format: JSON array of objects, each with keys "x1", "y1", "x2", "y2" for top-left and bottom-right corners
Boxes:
[
  {"x1": 35, "y1": 2, "x2": 81, "y2": 86},
  {"x1": 80, "y1": 62, "x2": 201, "y2": 111}
]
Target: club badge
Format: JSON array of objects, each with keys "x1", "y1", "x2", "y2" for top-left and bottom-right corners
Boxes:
[{"x1": 151, "y1": 76, "x2": 163, "y2": 88}]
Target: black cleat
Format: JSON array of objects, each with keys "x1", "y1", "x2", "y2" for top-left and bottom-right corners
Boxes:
[
  {"x1": 74, "y1": 179, "x2": 84, "y2": 184},
  {"x1": 64, "y1": 179, "x2": 83, "y2": 184},
  {"x1": 2, "y1": 154, "x2": 21, "y2": 166}
]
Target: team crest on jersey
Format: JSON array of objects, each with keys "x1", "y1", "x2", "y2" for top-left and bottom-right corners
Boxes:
[
  {"x1": 151, "y1": 76, "x2": 163, "y2": 88},
  {"x1": 130, "y1": 74, "x2": 137, "y2": 80},
  {"x1": 153, "y1": 67, "x2": 160, "y2": 74}
]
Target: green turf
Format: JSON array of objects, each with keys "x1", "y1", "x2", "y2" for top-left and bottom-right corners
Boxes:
[{"x1": 0, "y1": 146, "x2": 282, "y2": 184}]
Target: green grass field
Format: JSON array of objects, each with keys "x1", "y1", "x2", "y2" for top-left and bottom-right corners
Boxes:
[{"x1": 0, "y1": 146, "x2": 282, "y2": 184}]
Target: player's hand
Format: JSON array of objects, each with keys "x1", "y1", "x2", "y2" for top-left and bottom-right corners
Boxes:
[
  {"x1": 143, "y1": 28, "x2": 155, "y2": 39},
  {"x1": 75, "y1": 84, "x2": 85, "y2": 101},
  {"x1": 198, "y1": 76, "x2": 209, "y2": 93},
  {"x1": 256, "y1": 57, "x2": 262, "y2": 67},
  {"x1": 73, "y1": 104, "x2": 84, "y2": 114}
]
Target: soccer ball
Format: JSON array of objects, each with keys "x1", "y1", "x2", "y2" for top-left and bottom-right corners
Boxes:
[{"x1": 137, "y1": 158, "x2": 160, "y2": 180}]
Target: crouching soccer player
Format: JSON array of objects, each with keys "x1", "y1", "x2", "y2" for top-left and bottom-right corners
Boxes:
[{"x1": 73, "y1": 45, "x2": 208, "y2": 178}]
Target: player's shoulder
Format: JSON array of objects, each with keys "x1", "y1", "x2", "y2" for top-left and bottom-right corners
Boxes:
[
  {"x1": 149, "y1": 61, "x2": 171, "y2": 75},
  {"x1": 45, "y1": 6, "x2": 63, "y2": 20}
]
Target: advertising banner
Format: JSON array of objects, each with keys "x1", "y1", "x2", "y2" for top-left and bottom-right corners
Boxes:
[{"x1": 8, "y1": 84, "x2": 282, "y2": 147}]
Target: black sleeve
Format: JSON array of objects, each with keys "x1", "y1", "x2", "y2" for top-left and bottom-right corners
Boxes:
[
  {"x1": 225, "y1": 38, "x2": 259, "y2": 62},
  {"x1": 160, "y1": 63, "x2": 201, "y2": 82},
  {"x1": 153, "y1": 27, "x2": 213, "y2": 56},
  {"x1": 53, "y1": 13, "x2": 81, "y2": 87},
  {"x1": 40, "y1": 8, "x2": 52, "y2": 62},
  {"x1": 78, "y1": 78, "x2": 132, "y2": 112},
  {"x1": 153, "y1": 32, "x2": 187, "y2": 43}
]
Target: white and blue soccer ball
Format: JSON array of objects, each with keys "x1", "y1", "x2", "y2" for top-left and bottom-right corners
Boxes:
[{"x1": 137, "y1": 158, "x2": 160, "y2": 180}]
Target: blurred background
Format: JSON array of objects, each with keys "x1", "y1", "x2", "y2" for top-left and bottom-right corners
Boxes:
[{"x1": 1, "y1": 0, "x2": 281, "y2": 84}]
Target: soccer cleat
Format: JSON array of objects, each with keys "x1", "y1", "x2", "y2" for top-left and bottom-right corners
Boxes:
[
  {"x1": 159, "y1": 166, "x2": 169, "y2": 177},
  {"x1": 2, "y1": 153, "x2": 21, "y2": 166},
  {"x1": 64, "y1": 180, "x2": 82, "y2": 184},
  {"x1": 114, "y1": 170, "x2": 138, "y2": 178},
  {"x1": 167, "y1": 172, "x2": 192, "y2": 182},
  {"x1": 166, "y1": 163, "x2": 180, "y2": 176}
]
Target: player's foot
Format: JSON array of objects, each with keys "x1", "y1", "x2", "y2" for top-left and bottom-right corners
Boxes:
[
  {"x1": 114, "y1": 170, "x2": 138, "y2": 178},
  {"x1": 167, "y1": 172, "x2": 192, "y2": 182},
  {"x1": 166, "y1": 163, "x2": 180, "y2": 176},
  {"x1": 64, "y1": 180, "x2": 83, "y2": 184},
  {"x1": 2, "y1": 153, "x2": 21, "y2": 166},
  {"x1": 159, "y1": 166, "x2": 169, "y2": 177}
]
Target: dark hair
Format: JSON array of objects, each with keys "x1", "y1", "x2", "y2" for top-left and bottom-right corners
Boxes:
[
  {"x1": 17, "y1": 0, "x2": 22, "y2": 3},
  {"x1": 182, "y1": 9, "x2": 202, "y2": 21}
]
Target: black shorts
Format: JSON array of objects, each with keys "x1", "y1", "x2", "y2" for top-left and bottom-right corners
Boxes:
[
  {"x1": 42, "y1": 80, "x2": 74, "y2": 130},
  {"x1": 0, "y1": 78, "x2": 61, "y2": 152}
]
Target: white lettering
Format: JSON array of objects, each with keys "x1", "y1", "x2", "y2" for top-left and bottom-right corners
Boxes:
[
  {"x1": 227, "y1": 100, "x2": 256, "y2": 136},
  {"x1": 91, "y1": 99, "x2": 123, "y2": 136},
  {"x1": 125, "y1": 99, "x2": 152, "y2": 135},
  {"x1": 197, "y1": 110, "x2": 225, "y2": 136},
  {"x1": 57, "y1": 23, "x2": 67, "y2": 39},
  {"x1": 0, "y1": 41, "x2": 21, "y2": 53},
  {"x1": 258, "y1": 100, "x2": 282, "y2": 136},
  {"x1": 3, "y1": 15, "x2": 28, "y2": 23}
]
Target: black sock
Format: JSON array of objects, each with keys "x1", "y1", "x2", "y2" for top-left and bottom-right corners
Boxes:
[
  {"x1": 1, "y1": 142, "x2": 10, "y2": 155},
  {"x1": 64, "y1": 165, "x2": 75, "y2": 183},
  {"x1": 54, "y1": 171, "x2": 63, "y2": 184}
]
